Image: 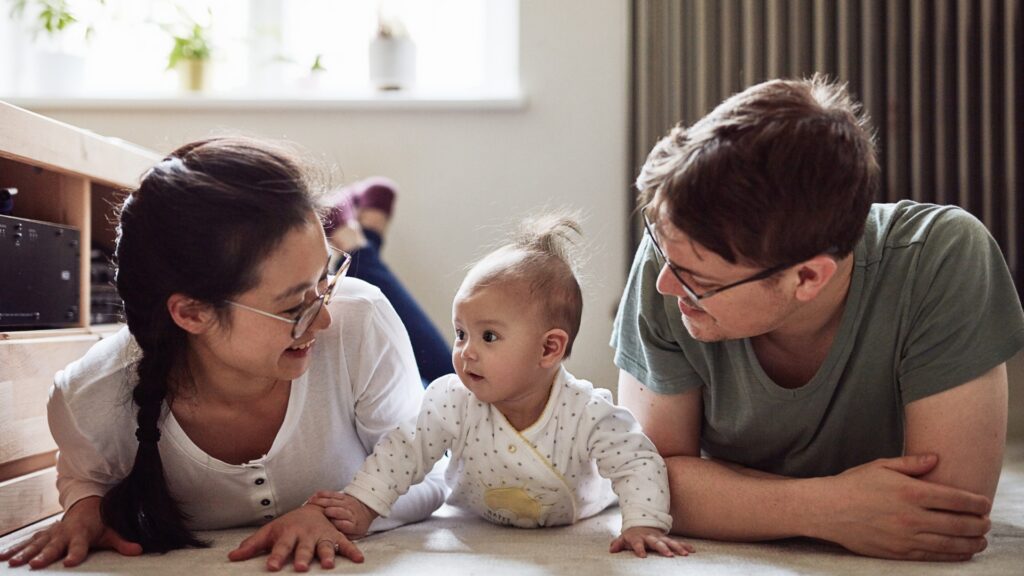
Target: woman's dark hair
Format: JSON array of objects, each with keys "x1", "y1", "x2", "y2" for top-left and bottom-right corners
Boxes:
[{"x1": 102, "y1": 137, "x2": 321, "y2": 552}]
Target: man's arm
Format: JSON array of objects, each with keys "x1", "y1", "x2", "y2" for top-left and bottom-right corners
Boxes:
[
  {"x1": 619, "y1": 370, "x2": 992, "y2": 561},
  {"x1": 903, "y1": 363, "x2": 1008, "y2": 500},
  {"x1": 618, "y1": 371, "x2": 814, "y2": 540}
]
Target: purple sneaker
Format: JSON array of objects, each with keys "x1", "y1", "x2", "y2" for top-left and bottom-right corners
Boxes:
[{"x1": 352, "y1": 177, "x2": 397, "y2": 217}]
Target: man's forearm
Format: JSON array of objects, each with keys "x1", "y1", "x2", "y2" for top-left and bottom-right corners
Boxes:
[{"x1": 665, "y1": 455, "x2": 825, "y2": 541}]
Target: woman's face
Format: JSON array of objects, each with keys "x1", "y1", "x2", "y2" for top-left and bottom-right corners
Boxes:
[{"x1": 192, "y1": 216, "x2": 334, "y2": 388}]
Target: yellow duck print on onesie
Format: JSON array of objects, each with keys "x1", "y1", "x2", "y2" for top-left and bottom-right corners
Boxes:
[{"x1": 483, "y1": 487, "x2": 545, "y2": 526}]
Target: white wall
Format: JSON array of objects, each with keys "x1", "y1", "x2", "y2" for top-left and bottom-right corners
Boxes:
[{"x1": 30, "y1": 0, "x2": 632, "y2": 391}]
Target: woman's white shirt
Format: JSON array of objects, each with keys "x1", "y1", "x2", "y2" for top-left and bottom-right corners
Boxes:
[{"x1": 48, "y1": 278, "x2": 446, "y2": 531}]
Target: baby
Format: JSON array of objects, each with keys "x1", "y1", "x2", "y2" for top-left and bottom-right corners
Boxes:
[{"x1": 309, "y1": 215, "x2": 693, "y2": 558}]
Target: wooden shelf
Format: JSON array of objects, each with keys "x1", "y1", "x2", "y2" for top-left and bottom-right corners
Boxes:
[
  {"x1": 0, "y1": 101, "x2": 159, "y2": 188},
  {"x1": 0, "y1": 100, "x2": 157, "y2": 535}
]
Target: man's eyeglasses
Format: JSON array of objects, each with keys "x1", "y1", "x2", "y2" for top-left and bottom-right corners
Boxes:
[
  {"x1": 225, "y1": 249, "x2": 352, "y2": 339},
  {"x1": 642, "y1": 211, "x2": 794, "y2": 311}
]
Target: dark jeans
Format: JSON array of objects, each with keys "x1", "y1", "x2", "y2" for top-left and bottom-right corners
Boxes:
[{"x1": 347, "y1": 230, "x2": 453, "y2": 386}]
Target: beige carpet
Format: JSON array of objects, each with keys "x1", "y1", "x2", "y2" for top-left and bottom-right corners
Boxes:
[{"x1": 4, "y1": 446, "x2": 1023, "y2": 575}]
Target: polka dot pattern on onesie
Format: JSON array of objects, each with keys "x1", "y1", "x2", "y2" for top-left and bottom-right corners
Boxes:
[{"x1": 346, "y1": 369, "x2": 672, "y2": 532}]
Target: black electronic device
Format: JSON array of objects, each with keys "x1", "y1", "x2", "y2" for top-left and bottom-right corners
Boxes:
[
  {"x1": 0, "y1": 213, "x2": 81, "y2": 328},
  {"x1": 0, "y1": 188, "x2": 16, "y2": 215},
  {"x1": 90, "y1": 245, "x2": 122, "y2": 324}
]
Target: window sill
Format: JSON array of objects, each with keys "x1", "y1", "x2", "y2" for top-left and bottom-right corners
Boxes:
[{"x1": 2, "y1": 89, "x2": 528, "y2": 112}]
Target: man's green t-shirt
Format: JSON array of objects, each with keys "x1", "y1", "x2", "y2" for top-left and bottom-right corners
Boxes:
[{"x1": 611, "y1": 201, "x2": 1024, "y2": 478}]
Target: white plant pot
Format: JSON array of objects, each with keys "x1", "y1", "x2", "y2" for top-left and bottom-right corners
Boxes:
[
  {"x1": 369, "y1": 36, "x2": 416, "y2": 91},
  {"x1": 29, "y1": 50, "x2": 85, "y2": 96}
]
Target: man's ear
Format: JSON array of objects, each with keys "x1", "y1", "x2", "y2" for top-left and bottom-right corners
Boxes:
[
  {"x1": 539, "y1": 329, "x2": 569, "y2": 368},
  {"x1": 167, "y1": 293, "x2": 217, "y2": 334},
  {"x1": 793, "y1": 255, "x2": 839, "y2": 302}
]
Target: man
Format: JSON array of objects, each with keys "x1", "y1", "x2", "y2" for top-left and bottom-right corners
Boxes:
[{"x1": 611, "y1": 75, "x2": 1024, "y2": 561}]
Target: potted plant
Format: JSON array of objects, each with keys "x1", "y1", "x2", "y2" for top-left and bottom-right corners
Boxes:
[
  {"x1": 164, "y1": 11, "x2": 212, "y2": 92},
  {"x1": 9, "y1": 0, "x2": 79, "y2": 38},
  {"x1": 368, "y1": 13, "x2": 415, "y2": 91},
  {"x1": 301, "y1": 53, "x2": 327, "y2": 90},
  {"x1": 8, "y1": 0, "x2": 97, "y2": 94}
]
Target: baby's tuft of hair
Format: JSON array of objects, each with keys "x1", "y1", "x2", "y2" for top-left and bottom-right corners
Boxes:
[
  {"x1": 511, "y1": 214, "x2": 583, "y2": 273},
  {"x1": 470, "y1": 212, "x2": 584, "y2": 358}
]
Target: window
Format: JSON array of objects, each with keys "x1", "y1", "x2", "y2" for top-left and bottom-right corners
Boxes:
[{"x1": 0, "y1": 0, "x2": 519, "y2": 100}]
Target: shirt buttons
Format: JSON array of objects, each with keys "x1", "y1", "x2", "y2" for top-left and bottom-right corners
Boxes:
[
  {"x1": 261, "y1": 499, "x2": 271, "y2": 506},
  {"x1": 255, "y1": 478, "x2": 265, "y2": 486},
  {"x1": 264, "y1": 514, "x2": 274, "y2": 520},
  {"x1": 508, "y1": 444, "x2": 517, "y2": 453}
]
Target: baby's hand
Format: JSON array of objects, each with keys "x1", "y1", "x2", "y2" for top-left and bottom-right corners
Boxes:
[
  {"x1": 610, "y1": 526, "x2": 695, "y2": 558},
  {"x1": 305, "y1": 491, "x2": 379, "y2": 540}
]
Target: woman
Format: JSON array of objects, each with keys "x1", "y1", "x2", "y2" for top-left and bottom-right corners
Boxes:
[{"x1": 0, "y1": 137, "x2": 446, "y2": 570}]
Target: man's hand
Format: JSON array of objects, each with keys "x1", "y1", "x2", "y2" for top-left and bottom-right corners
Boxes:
[
  {"x1": 228, "y1": 504, "x2": 364, "y2": 571},
  {"x1": 812, "y1": 454, "x2": 991, "y2": 561},
  {"x1": 306, "y1": 491, "x2": 379, "y2": 540},
  {"x1": 609, "y1": 526, "x2": 695, "y2": 558}
]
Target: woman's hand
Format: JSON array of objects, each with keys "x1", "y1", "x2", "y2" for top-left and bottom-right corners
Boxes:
[
  {"x1": 610, "y1": 526, "x2": 695, "y2": 558},
  {"x1": 811, "y1": 454, "x2": 991, "y2": 561},
  {"x1": 228, "y1": 504, "x2": 364, "y2": 571},
  {"x1": 306, "y1": 490, "x2": 379, "y2": 539},
  {"x1": 0, "y1": 496, "x2": 142, "y2": 569}
]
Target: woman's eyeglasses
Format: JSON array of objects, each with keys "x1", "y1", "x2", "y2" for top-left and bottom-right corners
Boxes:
[{"x1": 225, "y1": 249, "x2": 352, "y2": 339}]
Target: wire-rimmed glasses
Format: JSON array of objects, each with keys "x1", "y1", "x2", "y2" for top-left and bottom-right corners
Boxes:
[
  {"x1": 642, "y1": 211, "x2": 796, "y2": 311},
  {"x1": 225, "y1": 249, "x2": 352, "y2": 339}
]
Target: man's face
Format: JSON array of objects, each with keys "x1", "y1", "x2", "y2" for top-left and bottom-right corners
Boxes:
[{"x1": 650, "y1": 205, "x2": 796, "y2": 342}]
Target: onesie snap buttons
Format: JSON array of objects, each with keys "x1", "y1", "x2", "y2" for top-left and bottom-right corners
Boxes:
[{"x1": 508, "y1": 444, "x2": 517, "y2": 453}]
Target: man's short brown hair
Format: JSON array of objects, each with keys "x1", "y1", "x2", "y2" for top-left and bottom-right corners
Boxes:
[{"x1": 638, "y1": 74, "x2": 879, "y2": 267}]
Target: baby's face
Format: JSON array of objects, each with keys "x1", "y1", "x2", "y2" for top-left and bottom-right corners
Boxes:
[{"x1": 451, "y1": 281, "x2": 551, "y2": 411}]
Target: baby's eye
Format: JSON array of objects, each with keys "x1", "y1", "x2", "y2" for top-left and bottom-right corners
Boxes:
[
  {"x1": 482, "y1": 331, "x2": 498, "y2": 343},
  {"x1": 454, "y1": 329, "x2": 466, "y2": 341}
]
